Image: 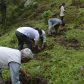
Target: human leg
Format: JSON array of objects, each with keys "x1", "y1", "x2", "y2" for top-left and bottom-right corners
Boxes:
[
  {"x1": 54, "y1": 24, "x2": 60, "y2": 34},
  {"x1": 9, "y1": 62, "x2": 20, "y2": 84},
  {"x1": 22, "y1": 35, "x2": 32, "y2": 50},
  {"x1": 48, "y1": 21, "x2": 53, "y2": 35},
  {"x1": 60, "y1": 16, "x2": 64, "y2": 22},
  {"x1": 18, "y1": 39, "x2": 24, "y2": 50},
  {"x1": 15, "y1": 31, "x2": 24, "y2": 50}
]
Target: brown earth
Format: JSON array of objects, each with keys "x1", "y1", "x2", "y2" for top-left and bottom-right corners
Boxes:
[
  {"x1": 5, "y1": 71, "x2": 47, "y2": 84},
  {"x1": 54, "y1": 35, "x2": 81, "y2": 49}
]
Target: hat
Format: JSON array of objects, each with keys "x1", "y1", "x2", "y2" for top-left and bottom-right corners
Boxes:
[{"x1": 21, "y1": 48, "x2": 33, "y2": 59}]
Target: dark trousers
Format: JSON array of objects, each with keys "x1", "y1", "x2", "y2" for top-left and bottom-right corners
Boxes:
[
  {"x1": 60, "y1": 16, "x2": 64, "y2": 22},
  {"x1": 15, "y1": 31, "x2": 32, "y2": 50}
]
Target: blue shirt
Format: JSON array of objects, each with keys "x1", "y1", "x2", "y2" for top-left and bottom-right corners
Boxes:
[{"x1": 48, "y1": 18, "x2": 62, "y2": 26}]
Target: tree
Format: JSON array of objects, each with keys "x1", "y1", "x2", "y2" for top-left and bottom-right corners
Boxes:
[{"x1": 0, "y1": 0, "x2": 6, "y2": 29}]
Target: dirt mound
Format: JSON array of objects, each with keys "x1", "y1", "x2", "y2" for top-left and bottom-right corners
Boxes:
[
  {"x1": 54, "y1": 36, "x2": 81, "y2": 49},
  {"x1": 5, "y1": 70, "x2": 48, "y2": 84},
  {"x1": 64, "y1": 38, "x2": 80, "y2": 49}
]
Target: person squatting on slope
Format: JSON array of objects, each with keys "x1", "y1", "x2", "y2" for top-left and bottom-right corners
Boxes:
[
  {"x1": 15, "y1": 27, "x2": 46, "y2": 51},
  {"x1": 0, "y1": 46, "x2": 33, "y2": 84},
  {"x1": 48, "y1": 18, "x2": 65, "y2": 35}
]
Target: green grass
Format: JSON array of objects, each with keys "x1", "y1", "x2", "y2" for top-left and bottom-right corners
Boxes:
[{"x1": 0, "y1": 0, "x2": 84, "y2": 84}]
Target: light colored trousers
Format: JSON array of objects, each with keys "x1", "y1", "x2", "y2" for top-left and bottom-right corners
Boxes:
[
  {"x1": 0, "y1": 62, "x2": 20, "y2": 84},
  {"x1": 9, "y1": 62, "x2": 20, "y2": 84},
  {"x1": 48, "y1": 20, "x2": 53, "y2": 35}
]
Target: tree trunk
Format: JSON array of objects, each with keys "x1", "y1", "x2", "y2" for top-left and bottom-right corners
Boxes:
[{"x1": 1, "y1": 0, "x2": 6, "y2": 29}]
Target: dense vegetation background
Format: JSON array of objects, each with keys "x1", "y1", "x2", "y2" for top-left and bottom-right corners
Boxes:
[{"x1": 0, "y1": 0, "x2": 84, "y2": 84}]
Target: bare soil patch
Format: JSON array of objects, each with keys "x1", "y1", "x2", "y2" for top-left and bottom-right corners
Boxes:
[
  {"x1": 54, "y1": 35, "x2": 81, "y2": 49},
  {"x1": 5, "y1": 72, "x2": 47, "y2": 84}
]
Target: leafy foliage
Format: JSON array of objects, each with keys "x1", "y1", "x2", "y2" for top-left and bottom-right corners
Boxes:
[{"x1": 42, "y1": 10, "x2": 52, "y2": 19}]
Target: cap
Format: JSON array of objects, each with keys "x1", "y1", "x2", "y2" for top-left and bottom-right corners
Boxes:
[{"x1": 21, "y1": 48, "x2": 33, "y2": 59}]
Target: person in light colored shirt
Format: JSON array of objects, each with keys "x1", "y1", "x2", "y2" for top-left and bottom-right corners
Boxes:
[
  {"x1": 15, "y1": 27, "x2": 46, "y2": 51},
  {"x1": 60, "y1": 3, "x2": 65, "y2": 22},
  {"x1": 0, "y1": 46, "x2": 33, "y2": 84},
  {"x1": 48, "y1": 18, "x2": 65, "y2": 35}
]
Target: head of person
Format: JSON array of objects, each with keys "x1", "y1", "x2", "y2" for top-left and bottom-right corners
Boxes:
[
  {"x1": 35, "y1": 28, "x2": 42, "y2": 36},
  {"x1": 62, "y1": 3, "x2": 65, "y2": 6},
  {"x1": 35, "y1": 28, "x2": 45, "y2": 43},
  {"x1": 21, "y1": 48, "x2": 33, "y2": 63}
]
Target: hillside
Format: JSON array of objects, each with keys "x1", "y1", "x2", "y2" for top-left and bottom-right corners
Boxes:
[{"x1": 0, "y1": 0, "x2": 84, "y2": 84}]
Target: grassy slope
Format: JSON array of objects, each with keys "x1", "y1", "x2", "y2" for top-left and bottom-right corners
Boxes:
[{"x1": 0, "y1": 0, "x2": 84, "y2": 84}]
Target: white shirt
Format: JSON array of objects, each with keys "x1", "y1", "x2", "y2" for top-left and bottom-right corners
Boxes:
[
  {"x1": 16, "y1": 27, "x2": 46, "y2": 44},
  {"x1": 16, "y1": 27, "x2": 39, "y2": 43},
  {"x1": 0, "y1": 47, "x2": 21, "y2": 67},
  {"x1": 60, "y1": 6, "x2": 65, "y2": 16},
  {"x1": 41, "y1": 30, "x2": 46, "y2": 43}
]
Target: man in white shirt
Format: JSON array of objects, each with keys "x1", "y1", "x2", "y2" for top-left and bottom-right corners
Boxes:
[
  {"x1": 0, "y1": 46, "x2": 33, "y2": 84},
  {"x1": 60, "y1": 3, "x2": 65, "y2": 22},
  {"x1": 48, "y1": 18, "x2": 65, "y2": 35},
  {"x1": 15, "y1": 27, "x2": 46, "y2": 51}
]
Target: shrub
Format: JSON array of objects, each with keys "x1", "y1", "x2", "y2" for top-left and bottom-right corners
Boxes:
[{"x1": 42, "y1": 10, "x2": 52, "y2": 23}]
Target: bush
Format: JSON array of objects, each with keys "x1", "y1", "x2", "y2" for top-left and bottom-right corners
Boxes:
[{"x1": 42, "y1": 10, "x2": 52, "y2": 23}]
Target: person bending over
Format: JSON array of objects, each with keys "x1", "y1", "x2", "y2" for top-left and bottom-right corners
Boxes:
[
  {"x1": 48, "y1": 18, "x2": 65, "y2": 35},
  {"x1": 15, "y1": 27, "x2": 46, "y2": 51},
  {"x1": 0, "y1": 46, "x2": 33, "y2": 84}
]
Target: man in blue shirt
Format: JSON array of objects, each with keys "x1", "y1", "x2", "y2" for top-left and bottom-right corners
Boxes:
[{"x1": 48, "y1": 18, "x2": 65, "y2": 35}]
